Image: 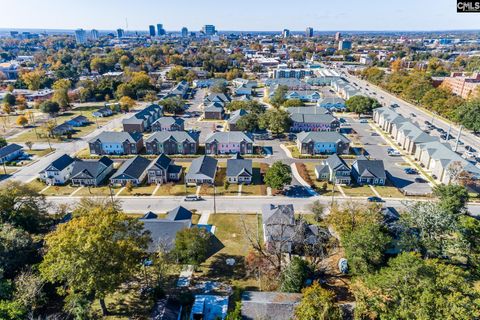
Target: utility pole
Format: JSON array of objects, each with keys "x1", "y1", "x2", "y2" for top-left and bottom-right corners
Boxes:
[
  {"x1": 212, "y1": 183, "x2": 217, "y2": 214},
  {"x1": 445, "y1": 125, "x2": 451, "y2": 141},
  {"x1": 330, "y1": 170, "x2": 336, "y2": 208},
  {"x1": 454, "y1": 125, "x2": 463, "y2": 152}
]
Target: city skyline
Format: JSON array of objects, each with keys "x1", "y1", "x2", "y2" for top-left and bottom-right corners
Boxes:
[{"x1": 1, "y1": 0, "x2": 480, "y2": 32}]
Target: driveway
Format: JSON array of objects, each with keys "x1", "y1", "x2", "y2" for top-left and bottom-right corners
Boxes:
[{"x1": 350, "y1": 118, "x2": 432, "y2": 195}]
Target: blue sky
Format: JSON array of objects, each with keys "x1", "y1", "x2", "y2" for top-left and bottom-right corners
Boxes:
[{"x1": 1, "y1": 0, "x2": 479, "y2": 31}]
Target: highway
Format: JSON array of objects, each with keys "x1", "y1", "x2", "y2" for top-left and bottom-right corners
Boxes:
[{"x1": 341, "y1": 71, "x2": 480, "y2": 158}]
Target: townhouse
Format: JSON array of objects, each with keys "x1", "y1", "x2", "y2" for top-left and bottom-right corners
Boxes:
[
  {"x1": 296, "y1": 131, "x2": 350, "y2": 155},
  {"x1": 122, "y1": 104, "x2": 163, "y2": 133},
  {"x1": 315, "y1": 154, "x2": 351, "y2": 185},
  {"x1": 373, "y1": 106, "x2": 480, "y2": 184},
  {"x1": 351, "y1": 156, "x2": 386, "y2": 186},
  {"x1": 205, "y1": 132, "x2": 254, "y2": 155},
  {"x1": 226, "y1": 154, "x2": 253, "y2": 184},
  {"x1": 145, "y1": 131, "x2": 198, "y2": 155},
  {"x1": 88, "y1": 132, "x2": 144, "y2": 155},
  {"x1": 151, "y1": 117, "x2": 185, "y2": 131},
  {"x1": 185, "y1": 155, "x2": 218, "y2": 186},
  {"x1": 70, "y1": 157, "x2": 114, "y2": 187}
]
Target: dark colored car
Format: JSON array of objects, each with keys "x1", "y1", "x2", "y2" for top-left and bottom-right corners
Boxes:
[
  {"x1": 367, "y1": 196, "x2": 383, "y2": 203},
  {"x1": 414, "y1": 177, "x2": 427, "y2": 183}
]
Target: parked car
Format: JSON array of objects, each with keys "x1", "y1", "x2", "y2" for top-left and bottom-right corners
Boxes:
[
  {"x1": 388, "y1": 150, "x2": 401, "y2": 156},
  {"x1": 367, "y1": 196, "x2": 383, "y2": 203},
  {"x1": 184, "y1": 195, "x2": 203, "y2": 202},
  {"x1": 441, "y1": 134, "x2": 453, "y2": 140},
  {"x1": 359, "y1": 119, "x2": 368, "y2": 123},
  {"x1": 465, "y1": 146, "x2": 476, "y2": 153},
  {"x1": 391, "y1": 103, "x2": 399, "y2": 108},
  {"x1": 410, "y1": 113, "x2": 416, "y2": 117},
  {"x1": 424, "y1": 120, "x2": 431, "y2": 126},
  {"x1": 414, "y1": 177, "x2": 427, "y2": 183},
  {"x1": 404, "y1": 168, "x2": 418, "y2": 174}
]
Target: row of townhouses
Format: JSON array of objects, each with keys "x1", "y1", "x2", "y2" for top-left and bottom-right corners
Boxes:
[{"x1": 373, "y1": 106, "x2": 480, "y2": 184}]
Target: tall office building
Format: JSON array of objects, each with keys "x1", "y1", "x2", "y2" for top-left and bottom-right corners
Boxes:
[
  {"x1": 202, "y1": 25, "x2": 216, "y2": 36},
  {"x1": 282, "y1": 29, "x2": 291, "y2": 38},
  {"x1": 116, "y1": 28, "x2": 124, "y2": 38},
  {"x1": 335, "y1": 32, "x2": 341, "y2": 41},
  {"x1": 338, "y1": 40, "x2": 352, "y2": 50},
  {"x1": 149, "y1": 25, "x2": 156, "y2": 37},
  {"x1": 157, "y1": 24, "x2": 166, "y2": 36},
  {"x1": 90, "y1": 29, "x2": 99, "y2": 40},
  {"x1": 181, "y1": 27, "x2": 189, "y2": 38},
  {"x1": 306, "y1": 27, "x2": 314, "y2": 38},
  {"x1": 75, "y1": 29, "x2": 87, "y2": 44}
]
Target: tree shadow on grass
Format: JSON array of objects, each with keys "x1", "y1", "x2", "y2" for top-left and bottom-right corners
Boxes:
[{"x1": 205, "y1": 254, "x2": 246, "y2": 281}]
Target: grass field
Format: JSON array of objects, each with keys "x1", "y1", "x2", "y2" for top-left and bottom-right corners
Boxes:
[
  {"x1": 195, "y1": 214, "x2": 262, "y2": 291},
  {"x1": 341, "y1": 185, "x2": 376, "y2": 197},
  {"x1": 375, "y1": 185, "x2": 405, "y2": 198},
  {"x1": 9, "y1": 106, "x2": 123, "y2": 143}
]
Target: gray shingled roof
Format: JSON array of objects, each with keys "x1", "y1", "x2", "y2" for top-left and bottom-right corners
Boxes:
[
  {"x1": 324, "y1": 154, "x2": 350, "y2": 171},
  {"x1": 152, "y1": 117, "x2": 184, "y2": 127},
  {"x1": 71, "y1": 156, "x2": 113, "y2": 180},
  {"x1": 166, "y1": 206, "x2": 193, "y2": 221},
  {"x1": 287, "y1": 106, "x2": 329, "y2": 115},
  {"x1": 140, "y1": 219, "x2": 191, "y2": 252},
  {"x1": 205, "y1": 131, "x2": 253, "y2": 144},
  {"x1": 353, "y1": 158, "x2": 386, "y2": 180},
  {"x1": 146, "y1": 131, "x2": 197, "y2": 143},
  {"x1": 111, "y1": 156, "x2": 151, "y2": 180},
  {"x1": 241, "y1": 291, "x2": 301, "y2": 320},
  {"x1": 204, "y1": 102, "x2": 224, "y2": 112},
  {"x1": 296, "y1": 131, "x2": 350, "y2": 144},
  {"x1": 0, "y1": 144, "x2": 22, "y2": 158},
  {"x1": 148, "y1": 154, "x2": 173, "y2": 170},
  {"x1": 226, "y1": 158, "x2": 252, "y2": 177},
  {"x1": 89, "y1": 131, "x2": 142, "y2": 144},
  {"x1": 122, "y1": 104, "x2": 163, "y2": 125},
  {"x1": 42, "y1": 154, "x2": 74, "y2": 171},
  {"x1": 186, "y1": 156, "x2": 218, "y2": 181},
  {"x1": 290, "y1": 113, "x2": 337, "y2": 124}
]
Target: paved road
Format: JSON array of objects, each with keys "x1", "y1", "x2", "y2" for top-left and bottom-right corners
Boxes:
[
  {"x1": 342, "y1": 71, "x2": 480, "y2": 157},
  {"x1": 44, "y1": 194, "x2": 480, "y2": 215},
  {"x1": 5, "y1": 112, "x2": 132, "y2": 184}
]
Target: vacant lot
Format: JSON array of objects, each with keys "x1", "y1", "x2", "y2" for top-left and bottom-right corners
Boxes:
[{"x1": 195, "y1": 214, "x2": 262, "y2": 290}]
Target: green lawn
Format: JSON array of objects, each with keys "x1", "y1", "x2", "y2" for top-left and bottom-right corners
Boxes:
[
  {"x1": 9, "y1": 106, "x2": 123, "y2": 143},
  {"x1": 26, "y1": 148, "x2": 55, "y2": 158},
  {"x1": 375, "y1": 185, "x2": 405, "y2": 198},
  {"x1": 41, "y1": 185, "x2": 78, "y2": 196},
  {"x1": 119, "y1": 184, "x2": 157, "y2": 196},
  {"x1": 240, "y1": 167, "x2": 267, "y2": 196},
  {"x1": 303, "y1": 162, "x2": 337, "y2": 196},
  {"x1": 341, "y1": 185, "x2": 376, "y2": 197},
  {"x1": 194, "y1": 214, "x2": 262, "y2": 290},
  {"x1": 74, "y1": 185, "x2": 120, "y2": 197}
]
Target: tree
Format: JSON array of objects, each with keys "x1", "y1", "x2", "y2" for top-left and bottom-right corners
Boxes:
[
  {"x1": 342, "y1": 223, "x2": 391, "y2": 275},
  {"x1": 280, "y1": 257, "x2": 309, "y2": 293},
  {"x1": 235, "y1": 113, "x2": 259, "y2": 132},
  {"x1": 172, "y1": 227, "x2": 211, "y2": 266},
  {"x1": 345, "y1": 95, "x2": 380, "y2": 116},
  {"x1": 270, "y1": 85, "x2": 288, "y2": 107},
  {"x1": 15, "y1": 116, "x2": 28, "y2": 127},
  {"x1": 457, "y1": 99, "x2": 480, "y2": 133},
  {"x1": 2, "y1": 104, "x2": 12, "y2": 115},
  {"x1": 294, "y1": 281, "x2": 342, "y2": 320},
  {"x1": 399, "y1": 202, "x2": 461, "y2": 259},
  {"x1": 39, "y1": 205, "x2": 149, "y2": 316},
  {"x1": 264, "y1": 161, "x2": 292, "y2": 190},
  {"x1": 283, "y1": 99, "x2": 304, "y2": 107},
  {"x1": 15, "y1": 95, "x2": 27, "y2": 111},
  {"x1": 39, "y1": 100, "x2": 60, "y2": 116},
  {"x1": 119, "y1": 96, "x2": 136, "y2": 113},
  {"x1": 210, "y1": 82, "x2": 228, "y2": 94},
  {"x1": 21, "y1": 69, "x2": 45, "y2": 91},
  {"x1": 24, "y1": 141, "x2": 33, "y2": 151},
  {"x1": 433, "y1": 184, "x2": 469, "y2": 216},
  {"x1": 159, "y1": 97, "x2": 184, "y2": 115},
  {"x1": 124, "y1": 181, "x2": 134, "y2": 193},
  {"x1": 13, "y1": 269, "x2": 45, "y2": 315},
  {"x1": 52, "y1": 79, "x2": 71, "y2": 109},
  {"x1": 352, "y1": 252, "x2": 480, "y2": 320},
  {"x1": 0, "y1": 137, "x2": 6, "y2": 148},
  {"x1": 226, "y1": 301, "x2": 242, "y2": 320},
  {"x1": 0, "y1": 300, "x2": 26, "y2": 320},
  {"x1": 0, "y1": 223, "x2": 34, "y2": 277},
  {"x1": 258, "y1": 109, "x2": 291, "y2": 136},
  {"x1": 0, "y1": 181, "x2": 49, "y2": 233},
  {"x1": 326, "y1": 203, "x2": 383, "y2": 236},
  {"x1": 2, "y1": 93, "x2": 15, "y2": 107},
  {"x1": 309, "y1": 200, "x2": 325, "y2": 222}
]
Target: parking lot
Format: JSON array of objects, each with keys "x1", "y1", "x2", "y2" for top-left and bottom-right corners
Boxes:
[{"x1": 349, "y1": 118, "x2": 432, "y2": 195}]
